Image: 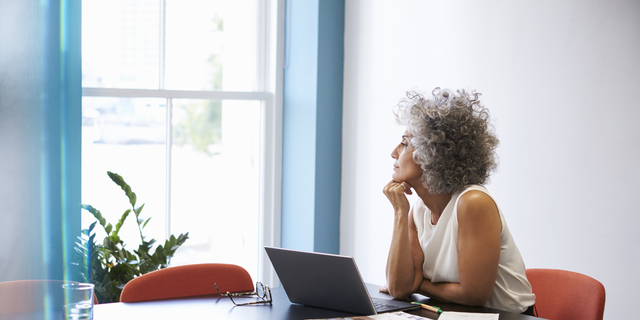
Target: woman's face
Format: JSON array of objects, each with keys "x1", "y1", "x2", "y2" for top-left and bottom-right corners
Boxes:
[{"x1": 391, "y1": 131, "x2": 423, "y2": 184}]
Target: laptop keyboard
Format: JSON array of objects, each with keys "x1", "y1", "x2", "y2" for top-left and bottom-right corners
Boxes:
[{"x1": 373, "y1": 300, "x2": 405, "y2": 312}]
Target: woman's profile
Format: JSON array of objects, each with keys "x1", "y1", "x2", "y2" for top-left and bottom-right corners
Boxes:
[{"x1": 382, "y1": 88, "x2": 536, "y2": 314}]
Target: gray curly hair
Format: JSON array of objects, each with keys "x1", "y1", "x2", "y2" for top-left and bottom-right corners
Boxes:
[{"x1": 394, "y1": 88, "x2": 499, "y2": 194}]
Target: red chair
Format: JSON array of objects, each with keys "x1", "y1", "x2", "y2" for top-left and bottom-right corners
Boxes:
[
  {"x1": 120, "y1": 263, "x2": 254, "y2": 302},
  {"x1": 526, "y1": 268, "x2": 605, "y2": 320}
]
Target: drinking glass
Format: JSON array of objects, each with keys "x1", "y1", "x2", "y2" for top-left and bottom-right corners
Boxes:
[{"x1": 62, "y1": 283, "x2": 94, "y2": 320}]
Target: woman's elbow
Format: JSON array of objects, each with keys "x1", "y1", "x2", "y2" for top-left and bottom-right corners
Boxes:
[
  {"x1": 387, "y1": 285, "x2": 413, "y2": 300},
  {"x1": 461, "y1": 290, "x2": 492, "y2": 307}
]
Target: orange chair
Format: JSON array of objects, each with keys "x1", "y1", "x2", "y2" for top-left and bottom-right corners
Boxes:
[
  {"x1": 526, "y1": 268, "x2": 605, "y2": 320},
  {"x1": 120, "y1": 263, "x2": 254, "y2": 302}
]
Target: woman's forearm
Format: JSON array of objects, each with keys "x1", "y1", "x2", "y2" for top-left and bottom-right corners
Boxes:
[
  {"x1": 418, "y1": 279, "x2": 491, "y2": 306},
  {"x1": 385, "y1": 212, "x2": 417, "y2": 299},
  {"x1": 383, "y1": 180, "x2": 423, "y2": 299}
]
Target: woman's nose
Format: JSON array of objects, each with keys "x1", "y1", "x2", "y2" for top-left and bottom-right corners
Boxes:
[{"x1": 391, "y1": 146, "x2": 399, "y2": 159}]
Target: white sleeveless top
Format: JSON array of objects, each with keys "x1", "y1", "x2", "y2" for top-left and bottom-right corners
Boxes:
[{"x1": 412, "y1": 185, "x2": 535, "y2": 313}]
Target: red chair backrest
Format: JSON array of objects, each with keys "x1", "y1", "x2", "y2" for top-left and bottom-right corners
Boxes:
[
  {"x1": 120, "y1": 263, "x2": 254, "y2": 303},
  {"x1": 526, "y1": 268, "x2": 605, "y2": 320}
]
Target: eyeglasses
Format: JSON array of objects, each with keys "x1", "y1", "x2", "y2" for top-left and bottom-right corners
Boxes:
[{"x1": 214, "y1": 282, "x2": 272, "y2": 306}]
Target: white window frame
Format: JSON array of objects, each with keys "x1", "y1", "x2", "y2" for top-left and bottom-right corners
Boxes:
[{"x1": 81, "y1": 0, "x2": 284, "y2": 285}]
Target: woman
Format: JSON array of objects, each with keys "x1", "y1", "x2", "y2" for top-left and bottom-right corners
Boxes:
[{"x1": 382, "y1": 88, "x2": 535, "y2": 314}]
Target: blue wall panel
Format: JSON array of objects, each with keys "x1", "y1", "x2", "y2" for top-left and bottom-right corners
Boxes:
[{"x1": 281, "y1": 0, "x2": 344, "y2": 254}]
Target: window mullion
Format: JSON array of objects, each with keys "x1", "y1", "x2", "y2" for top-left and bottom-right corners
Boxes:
[
  {"x1": 256, "y1": 0, "x2": 267, "y2": 91},
  {"x1": 160, "y1": 0, "x2": 169, "y2": 241},
  {"x1": 159, "y1": 0, "x2": 166, "y2": 90},
  {"x1": 165, "y1": 98, "x2": 172, "y2": 240}
]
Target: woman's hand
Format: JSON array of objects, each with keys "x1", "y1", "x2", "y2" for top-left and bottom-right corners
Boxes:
[{"x1": 383, "y1": 180, "x2": 413, "y2": 215}]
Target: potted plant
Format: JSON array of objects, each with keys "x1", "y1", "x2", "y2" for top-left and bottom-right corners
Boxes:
[{"x1": 74, "y1": 171, "x2": 189, "y2": 303}]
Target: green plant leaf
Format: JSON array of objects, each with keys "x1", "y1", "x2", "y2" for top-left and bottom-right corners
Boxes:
[
  {"x1": 134, "y1": 203, "x2": 145, "y2": 218},
  {"x1": 177, "y1": 232, "x2": 189, "y2": 244},
  {"x1": 114, "y1": 209, "x2": 131, "y2": 235},
  {"x1": 111, "y1": 234, "x2": 121, "y2": 245},
  {"x1": 107, "y1": 171, "x2": 137, "y2": 208},
  {"x1": 105, "y1": 223, "x2": 113, "y2": 235},
  {"x1": 81, "y1": 204, "x2": 107, "y2": 229},
  {"x1": 153, "y1": 245, "x2": 167, "y2": 266},
  {"x1": 142, "y1": 217, "x2": 152, "y2": 229},
  {"x1": 88, "y1": 221, "x2": 97, "y2": 233},
  {"x1": 103, "y1": 237, "x2": 117, "y2": 251}
]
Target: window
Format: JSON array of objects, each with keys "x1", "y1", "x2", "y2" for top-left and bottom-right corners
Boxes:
[{"x1": 81, "y1": 0, "x2": 282, "y2": 283}]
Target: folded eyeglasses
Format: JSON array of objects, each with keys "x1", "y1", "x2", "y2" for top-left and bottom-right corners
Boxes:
[{"x1": 214, "y1": 282, "x2": 272, "y2": 306}]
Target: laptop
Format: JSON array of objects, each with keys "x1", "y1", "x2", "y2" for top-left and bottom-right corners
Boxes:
[{"x1": 264, "y1": 246, "x2": 417, "y2": 315}]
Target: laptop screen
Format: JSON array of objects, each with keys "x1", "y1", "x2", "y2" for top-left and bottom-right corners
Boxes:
[{"x1": 264, "y1": 246, "x2": 415, "y2": 315}]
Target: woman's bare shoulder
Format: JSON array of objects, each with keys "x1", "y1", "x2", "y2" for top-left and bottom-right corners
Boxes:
[{"x1": 456, "y1": 190, "x2": 500, "y2": 224}]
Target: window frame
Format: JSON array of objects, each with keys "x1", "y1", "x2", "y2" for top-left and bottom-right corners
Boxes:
[{"x1": 81, "y1": 0, "x2": 284, "y2": 285}]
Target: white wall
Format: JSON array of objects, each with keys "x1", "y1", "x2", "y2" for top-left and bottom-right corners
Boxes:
[{"x1": 340, "y1": 1, "x2": 640, "y2": 319}]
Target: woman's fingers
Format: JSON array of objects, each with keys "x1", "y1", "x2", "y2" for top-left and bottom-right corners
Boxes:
[
  {"x1": 399, "y1": 182, "x2": 413, "y2": 195},
  {"x1": 383, "y1": 180, "x2": 413, "y2": 196},
  {"x1": 383, "y1": 180, "x2": 411, "y2": 214},
  {"x1": 383, "y1": 181, "x2": 401, "y2": 198}
]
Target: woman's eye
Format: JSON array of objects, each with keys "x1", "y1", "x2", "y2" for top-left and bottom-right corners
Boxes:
[{"x1": 401, "y1": 141, "x2": 408, "y2": 147}]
